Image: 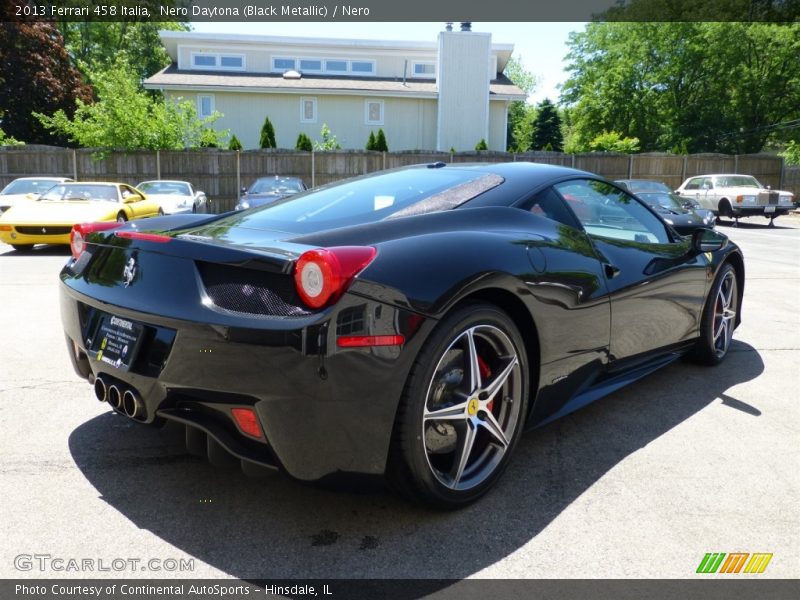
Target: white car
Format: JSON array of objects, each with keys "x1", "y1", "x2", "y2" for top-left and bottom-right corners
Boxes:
[
  {"x1": 675, "y1": 174, "x2": 794, "y2": 226},
  {"x1": 0, "y1": 176, "x2": 73, "y2": 214},
  {"x1": 135, "y1": 180, "x2": 210, "y2": 215}
]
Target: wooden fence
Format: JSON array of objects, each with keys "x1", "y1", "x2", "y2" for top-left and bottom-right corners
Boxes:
[{"x1": 0, "y1": 146, "x2": 789, "y2": 213}]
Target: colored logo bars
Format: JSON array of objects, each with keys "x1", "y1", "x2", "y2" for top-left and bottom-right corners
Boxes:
[{"x1": 697, "y1": 553, "x2": 773, "y2": 574}]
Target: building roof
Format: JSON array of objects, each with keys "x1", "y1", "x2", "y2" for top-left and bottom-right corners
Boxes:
[{"x1": 144, "y1": 65, "x2": 526, "y2": 100}]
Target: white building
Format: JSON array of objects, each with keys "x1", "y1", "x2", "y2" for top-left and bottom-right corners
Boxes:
[{"x1": 144, "y1": 26, "x2": 526, "y2": 151}]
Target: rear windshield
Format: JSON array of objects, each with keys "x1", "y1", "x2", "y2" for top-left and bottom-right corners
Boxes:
[
  {"x1": 716, "y1": 175, "x2": 760, "y2": 188},
  {"x1": 225, "y1": 168, "x2": 501, "y2": 234},
  {"x1": 138, "y1": 181, "x2": 191, "y2": 196},
  {"x1": 249, "y1": 178, "x2": 304, "y2": 195}
]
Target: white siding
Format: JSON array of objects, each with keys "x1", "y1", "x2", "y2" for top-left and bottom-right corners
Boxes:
[
  {"x1": 488, "y1": 100, "x2": 509, "y2": 151},
  {"x1": 167, "y1": 91, "x2": 438, "y2": 150}
]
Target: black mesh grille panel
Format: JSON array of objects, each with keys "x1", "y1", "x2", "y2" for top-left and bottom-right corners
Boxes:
[
  {"x1": 16, "y1": 226, "x2": 72, "y2": 235},
  {"x1": 197, "y1": 262, "x2": 311, "y2": 317}
]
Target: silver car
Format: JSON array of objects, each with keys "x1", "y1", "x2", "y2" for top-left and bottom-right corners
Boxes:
[
  {"x1": 675, "y1": 174, "x2": 794, "y2": 226},
  {"x1": 136, "y1": 180, "x2": 210, "y2": 215}
]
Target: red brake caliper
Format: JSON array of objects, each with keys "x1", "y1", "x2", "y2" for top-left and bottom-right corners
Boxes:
[{"x1": 477, "y1": 356, "x2": 494, "y2": 413}]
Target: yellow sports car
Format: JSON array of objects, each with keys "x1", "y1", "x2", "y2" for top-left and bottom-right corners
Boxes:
[{"x1": 0, "y1": 182, "x2": 162, "y2": 251}]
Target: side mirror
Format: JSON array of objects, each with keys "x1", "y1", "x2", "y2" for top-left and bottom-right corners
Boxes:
[
  {"x1": 240, "y1": 187, "x2": 247, "y2": 194},
  {"x1": 692, "y1": 228, "x2": 727, "y2": 253}
]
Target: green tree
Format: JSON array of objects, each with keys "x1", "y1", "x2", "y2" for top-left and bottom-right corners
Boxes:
[
  {"x1": 588, "y1": 131, "x2": 640, "y2": 153},
  {"x1": 0, "y1": 127, "x2": 23, "y2": 146},
  {"x1": 475, "y1": 138, "x2": 488, "y2": 151},
  {"x1": 366, "y1": 131, "x2": 376, "y2": 150},
  {"x1": 259, "y1": 116, "x2": 277, "y2": 149},
  {"x1": 562, "y1": 22, "x2": 800, "y2": 153},
  {"x1": 314, "y1": 123, "x2": 341, "y2": 150},
  {"x1": 36, "y1": 58, "x2": 227, "y2": 155},
  {"x1": 295, "y1": 133, "x2": 313, "y2": 151},
  {"x1": 228, "y1": 134, "x2": 243, "y2": 151},
  {"x1": 375, "y1": 129, "x2": 388, "y2": 152},
  {"x1": 56, "y1": 22, "x2": 188, "y2": 84},
  {"x1": 503, "y1": 56, "x2": 537, "y2": 151},
  {"x1": 531, "y1": 98, "x2": 563, "y2": 151},
  {"x1": 782, "y1": 141, "x2": 800, "y2": 166},
  {"x1": 0, "y1": 20, "x2": 92, "y2": 145}
]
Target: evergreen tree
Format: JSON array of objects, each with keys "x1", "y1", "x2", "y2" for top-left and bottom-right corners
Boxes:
[
  {"x1": 475, "y1": 138, "x2": 488, "y2": 151},
  {"x1": 295, "y1": 133, "x2": 313, "y2": 151},
  {"x1": 259, "y1": 116, "x2": 276, "y2": 149},
  {"x1": 375, "y1": 129, "x2": 388, "y2": 152},
  {"x1": 229, "y1": 134, "x2": 243, "y2": 150},
  {"x1": 366, "y1": 131, "x2": 376, "y2": 150},
  {"x1": 531, "y1": 99, "x2": 563, "y2": 151}
]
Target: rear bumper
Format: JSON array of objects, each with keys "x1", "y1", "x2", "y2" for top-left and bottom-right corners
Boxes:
[{"x1": 59, "y1": 276, "x2": 430, "y2": 482}]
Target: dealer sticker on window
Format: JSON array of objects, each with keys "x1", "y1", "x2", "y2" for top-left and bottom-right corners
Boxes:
[{"x1": 90, "y1": 314, "x2": 144, "y2": 370}]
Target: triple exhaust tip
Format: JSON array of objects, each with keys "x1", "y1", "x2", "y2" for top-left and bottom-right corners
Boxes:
[{"x1": 94, "y1": 376, "x2": 144, "y2": 419}]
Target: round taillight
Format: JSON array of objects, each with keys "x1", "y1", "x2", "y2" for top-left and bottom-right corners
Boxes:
[
  {"x1": 70, "y1": 228, "x2": 85, "y2": 259},
  {"x1": 294, "y1": 246, "x2": 376, "y2": 309}
]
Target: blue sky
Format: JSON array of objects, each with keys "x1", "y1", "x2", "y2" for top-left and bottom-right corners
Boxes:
[{"x1": 191, "y1": 22, "x2": 585, "y2": 104}]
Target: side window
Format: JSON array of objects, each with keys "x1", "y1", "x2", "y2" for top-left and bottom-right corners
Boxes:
[
  {"x1": 684, "y1": 178, "x2": 700, "y2": 190},
  {"x1": 120, "y1": 185, "x2": 138, "y2": 200},
  {"x1": 522, "y1": 187, "x2": 581, "y2": 230},
  {"x1": 702, "y1": 177, "x2": 714, "y2": 189},
  {"x1": 554, "y1": 179, "x2": 671, "y2": 244}
]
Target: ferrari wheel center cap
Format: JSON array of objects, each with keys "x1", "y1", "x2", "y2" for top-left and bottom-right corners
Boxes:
[{"x1": 467, "y1": 398, "x2": 480, "y2": 416}]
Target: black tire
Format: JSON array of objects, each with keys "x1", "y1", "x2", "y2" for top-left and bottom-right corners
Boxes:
[
  {"x1": 116, "y1": 212, "x2": 128, "y2": 223},
  {"x1": 387, "y1": 303, "x2": 529, "y2": 508},
  {"x1": 11, "y1": 244, "x2": 34, "y2": 252},
  {"x1": 690, "y1": 263, "x2": 738, "y2": 365},
  {"x1": 718, "y1": 199, "x2": 732, "y2": 218}
]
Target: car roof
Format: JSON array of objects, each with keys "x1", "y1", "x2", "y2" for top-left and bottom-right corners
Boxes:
[{"x1": 138, "y1": 180, "x2": 191, "y2": 185}]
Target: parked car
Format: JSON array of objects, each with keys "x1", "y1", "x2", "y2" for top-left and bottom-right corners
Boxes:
[
  {"x1": 236, "y1": 176, "x2": 306, "y2": 210},
  {"x1": 0, "y1": 176, "x2": 73, "y2": 214},
  {"x1": 136, "y1": 180, "x2": 210, "y2": 215},
  {"x1": 0, "y1": 182, "x2": 161, "y2": 251},
  {"x1": 675, "y1": 174, "x2": 794, "y2": 226},
  {"x1": 59, "y1": 163, "x2": 742, "y2": 507},
  {"x1": 615, "y1": 179, "x2": 716, "y2": 234}
]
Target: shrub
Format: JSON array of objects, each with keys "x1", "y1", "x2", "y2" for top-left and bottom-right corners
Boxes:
[
  {"x1": 295, "y1": 133, "x2": 313, "y2": 151},
  {"x1": 475, "y1": 138, "x2": 488, "y2": 151},
  {"x1": 366, "y1": 131, "x2": 376, "y2": 150},
  {"x1": 375, "y1": 129, "x2": 388, "y2": 152},
  {"x1": 228, "y1": 134, "x2": 243, "y2": 151}
]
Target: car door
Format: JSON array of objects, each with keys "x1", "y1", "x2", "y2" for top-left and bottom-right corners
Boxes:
[
  {"x1": 120, "y1": 185, "x2": 152, "y2": 218},
  {"x1": 697, "y1": 176, "x2": 717, "y2": 211},
  {"x1": 678, "y1": 177, "x2": 703, "y2": 206},
  {"x1": 553, "y1": 179, "x2": 709, "y2": 364}
]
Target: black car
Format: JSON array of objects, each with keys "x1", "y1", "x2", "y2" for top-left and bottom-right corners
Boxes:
[
  {"x1": 60, "y1": 163, "x2": 743, "y2": 508},
  {"x1": 615, "y1": 179, "x2": 716, "y2": 234},
  {"x1": 236, "y1": 176, "x2": 306, "y2": 210}
]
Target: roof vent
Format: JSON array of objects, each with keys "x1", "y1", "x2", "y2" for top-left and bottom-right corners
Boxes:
[
  {"x1": 445, "y1": 22, "x2": 453, "y2": 32},
  {"x1": 460, "y1": 22, "x2": 472, "y2": 32},
  {"x1": 282, "y1": 70, "x2": 301, "y2": 79}
]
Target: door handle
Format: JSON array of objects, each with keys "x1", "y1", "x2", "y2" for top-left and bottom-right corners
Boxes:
[{"x1": 604, "y1": 263, "x2": 620, "y2": 279}]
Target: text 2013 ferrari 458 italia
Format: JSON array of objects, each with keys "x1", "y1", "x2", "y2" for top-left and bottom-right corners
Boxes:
[{"x1": 60, "y1": 163, "x2": 744, "y2": 507}]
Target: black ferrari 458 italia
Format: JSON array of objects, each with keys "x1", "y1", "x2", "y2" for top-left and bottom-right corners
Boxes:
[{"x1": 60, "y1": 162, "x2": 744, "y2": 507}]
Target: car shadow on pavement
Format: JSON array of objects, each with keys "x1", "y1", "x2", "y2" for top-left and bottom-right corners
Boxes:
[
  {"x1": 716, "y1": 219, "x2": 793, "y2": 230},
  {"x1": 68, "y1": 340, "x2": 764, "y2": 582}
]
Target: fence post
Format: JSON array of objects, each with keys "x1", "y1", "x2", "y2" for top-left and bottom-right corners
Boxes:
[
  {"x1": 571, "y1": 154, "x2": 576, "y2": 168},
  {"x1": 382, "y1": 151, "x2": 386, "y2": 171},
  {"x1": 628, "y1": 154, "x2": 634, "y2": 179},
  {"x1": 682, "y1": 155, "x2": 688, "y2": 182},
  {"x1": 779, "y1": 156, "x2": 785, "y2": 190},
  {"x1": 734, "y1": 154, "x2": 738, "y2": 174},
  {"x1": 311, "y1": 150, "x2": 315, "y2": 188},
  {"x1": 236, "y1": 150, "x2": 241, "y2": 208},
  {"x1": 72, "y1": 149, "x2": 78, "y2": 181},
  {"x1": 156, "y1": 150, "x2": 161, "y2": 180}
]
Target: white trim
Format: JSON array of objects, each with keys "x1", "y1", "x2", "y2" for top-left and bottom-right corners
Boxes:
[
  {"x1": 300, "y1": 97, "x2": 318, "y2": 123},
  {"x1": 197, "y1": 94, "x2": 215, "y2": 118},
  {"x1": 190, "y1": 51, "x2": 245, "y2": 71},
  {"x1": 154, "y1": 84, "x2": 439, "y2": 100},
  {"x1": 364, "y1": 99, "x2": 384, "y2": 126}
]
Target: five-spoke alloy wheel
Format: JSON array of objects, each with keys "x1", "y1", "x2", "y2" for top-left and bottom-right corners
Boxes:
[
  {"x1": 692, "y1": 263, "x2": 739, "y2": 365},
  {"x1": 389, "y1": 303, "x2": 529, "y2": 508}
]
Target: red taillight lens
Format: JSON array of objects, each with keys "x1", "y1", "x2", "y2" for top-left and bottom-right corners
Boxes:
[
  {"x1": 70, "y1": 222, "x2": 123, "y2": 259},
  {"x1": 115, "y1": 231, "x2": 172, "y2": 243},
  {"x1": 294, "y1": 246, "x2": 377, "y2": 309},
  {"x1": 231, "y1": 407, "x2": 262, "y2": 439},
  {"x1": 337, "y1": 335, "x2": 405, "y2": 348}
]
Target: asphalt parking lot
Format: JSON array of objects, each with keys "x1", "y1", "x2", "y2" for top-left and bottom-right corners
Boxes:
[{"x1": 0, "y1": 216, "x2": 798, "y2": 581}]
